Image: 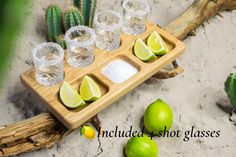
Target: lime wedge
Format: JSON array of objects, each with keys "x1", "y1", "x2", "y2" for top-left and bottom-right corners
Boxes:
[
  {"x1": 60, "y1": 82, "x2": 86, "y2": 109},
  {"x1": 80, "y1": 75, "x2": 101, "y2": 101},
  {"x1": 134, "y1": 38, "x2": 157, "y2": 62},
  {"x1": 147, "y1": 31, "x2": 169, "y2": 55}
]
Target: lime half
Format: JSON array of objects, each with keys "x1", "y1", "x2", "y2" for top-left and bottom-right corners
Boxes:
[
  {"x1": 80, "y1": 75, "x2": 101, "y2": 101},
  {"x1": 134, "y1": 38, "x2": 157, "y2": 62},
  {"x1": 147, "y1": 31, "x2": 169, "y2": 55},
  {"x1": 60, "y1": 82, "x2": 86, "y2": 109}
]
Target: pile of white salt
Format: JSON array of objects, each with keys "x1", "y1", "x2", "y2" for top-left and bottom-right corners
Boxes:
[{"x1": 102, "y1": 60, "x2": 138, "y2": 84}]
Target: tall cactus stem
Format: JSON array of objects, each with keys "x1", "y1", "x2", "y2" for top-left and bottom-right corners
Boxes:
[
  {"x1": 89, "y1": 0, "x2": 96, "y2": 27},
  {"x1": 46, "y1": 4, "x2": 63, "y2": 42},
  {"x1": 74, "y1": 0, "x2": 97, "y2": 27},
  {"x1": 63, "y1": 6, "x2": 83, "y2": 31}
]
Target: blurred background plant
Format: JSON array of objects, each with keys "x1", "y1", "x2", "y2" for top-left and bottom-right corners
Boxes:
[
  {"x1": 0, "y1": 0, "x2": 97, "y2": 85},
  {"x1": 225, "y1": 73, "x2": 236, "y2": 109},
  {"x1": 0, "y1": 0, "x2": 30, "y2": 85}
]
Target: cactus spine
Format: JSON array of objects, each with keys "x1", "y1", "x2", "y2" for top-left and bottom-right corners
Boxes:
[
  {"x1": 46, "y1": 5, "x2": 63, "y2": 42},
  {"x1": 63, "y1": 6, "x2": 83, "y2": 31},
  {"x1": 225, "y1": 73, "x2": 236, "y2": 108},
  {"x1": 74, "y1": 0, "x2": 97, "y2": 27}
]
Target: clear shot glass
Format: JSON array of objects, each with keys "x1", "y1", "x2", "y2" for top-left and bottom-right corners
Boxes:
[
  {"x1": 122, "y1": 0, "x2": 150, "y2": 35},
  {"x1": 65, "y1": 26, "x2": 96, "y2": 67},
  {"x1": 32, "y1": 42, "x2": 64, "y2": 86},
  {"x1": 94, "y1": 10, "x2": 123, "y2": 51}
]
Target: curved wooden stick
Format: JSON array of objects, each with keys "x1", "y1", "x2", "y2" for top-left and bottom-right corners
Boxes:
[
  {"x1": 153, "y1": 61, "x2": 184, "y2": 79},
  {"x1": 0, "y1": 0, "x2": 236, "y2": 156}
]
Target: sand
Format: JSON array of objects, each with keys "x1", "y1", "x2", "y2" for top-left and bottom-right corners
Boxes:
[{"x1": 0, "y1": 0, "x2": 236, "y2": 156}]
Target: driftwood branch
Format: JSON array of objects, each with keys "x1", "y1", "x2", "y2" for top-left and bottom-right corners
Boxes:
[
  {"x1": 0, "y1": 113, "x2": 68, "y2": 156},
  {"x1": 0, "y1": 113, "x2": 100, "y2": 156},
  {"x1": 0, "y1": 0, "x2": 235, "y2": 156},
  {"x1": 153, "y1": 0, "x2": 236, "y2": 79},
  {"x1": 164, "y1": 0, "x2": 236, "y2": 40}
]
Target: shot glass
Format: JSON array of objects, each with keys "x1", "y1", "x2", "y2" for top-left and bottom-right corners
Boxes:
[
  {"x1": 32, "y1": 42, "x2": 64, "y2": 86},
  {"x1": 65, "y1": 26, "x2": 96, "y2": 67},
  {"x1": 94, "y1": 10, "x2": 123, "y2": 51},
  {"x1": 122, "y1": 0, "x2": 150, "y2": 35}
]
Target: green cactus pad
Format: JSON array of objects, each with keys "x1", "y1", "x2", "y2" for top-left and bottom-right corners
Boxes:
[
  {"x1": 46, "y1": 4, "x2": 63, "y2": 42},
  {"x1": 63, "y1": 6, "x2": 83, "y2": 31},
  {"x1": 74, "y1": 0, "x2": 97, "y2": 27},
  {"x1": 56, "y1": 35, "x2": 67, "y2": 49},
  {"x1": 225, "y1": 73, "x2": 236, "y2": 108}
]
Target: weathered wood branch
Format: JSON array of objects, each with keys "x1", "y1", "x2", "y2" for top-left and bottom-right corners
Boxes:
[
  {"x1": 0, "y1": 0, "x2": 235, "y2": 156},
  {"x1": 165, "y1": 0, "x2": 236, "y2": 41},
  {"x1": 153, "y1": 0, "x2": 236, "y2": 79},
  {"x1": 0, "y1": 113, "x2": 68, "y2": 156}
]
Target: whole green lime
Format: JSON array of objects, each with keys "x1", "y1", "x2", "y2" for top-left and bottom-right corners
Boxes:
[
  {"x1": 125, "y1": 135, "x2": 158, "y2": 157},
  {"x1": 144, "y1": 99, "x2": 173, "y2": 134}
]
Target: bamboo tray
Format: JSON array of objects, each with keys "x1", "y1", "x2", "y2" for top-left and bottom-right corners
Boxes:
[{"x1": 21, "y1": 22, "x2": 186, "y2": 129}]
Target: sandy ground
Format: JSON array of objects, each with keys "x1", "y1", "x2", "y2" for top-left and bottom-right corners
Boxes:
[{"x1": 0, "y1": 0, "x2": 236, "y2": 156}]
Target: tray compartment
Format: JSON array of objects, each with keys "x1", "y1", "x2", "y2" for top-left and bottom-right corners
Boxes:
[
  {"x1": 60, "y1": 74, "x2": 109, "y2": 112},
  {"x1": 69, "y1": 74, "x2": 109, "y2": 96},
  {"x1": 129, "y1": 26, "x2": 176, "y2": 64},
  {"x1": 100, "y1": 55, "x2": 141, "y2": 84}
]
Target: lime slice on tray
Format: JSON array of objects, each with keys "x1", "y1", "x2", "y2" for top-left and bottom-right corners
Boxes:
[
  {"x1": 147, "y1": 31, "x2": 169, "y2": 55},
  {"x1": 80, "y1": 75, "x2": 101, "y2": 101},
  {"x1": 134, "y1": 38, "x2": 157, "y2": 62},
  {"x1": 60, "y1": 82, "x2": 86, "y2": 109}
]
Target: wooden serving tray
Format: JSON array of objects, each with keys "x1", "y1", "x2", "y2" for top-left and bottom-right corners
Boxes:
[{"x1": 21, "y1": 22, "x2": 186, "y2": 129}]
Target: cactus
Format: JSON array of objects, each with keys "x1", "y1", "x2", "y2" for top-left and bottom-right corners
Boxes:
[
  {"x1": 88, "y1": 0, "x2": 96, "y2": 28},
  {"x1": 225, "y1": 73, "x2": 236, "y2": 108},
  {"x1": 45, "y1": 1, "x2": 97, "y2": 49},
  {"x1": 46, "y1": 4, "x2": 63, "y2": 42},
  {"x1": 56, "y1": 35, "x2": 67, "y2": 49},
  {"x1": 63, "y1": 6, "x2": 83, "y2": 31},
  {"x1": 74, "y1": 0, "x2": 97, "y2": 27}
]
